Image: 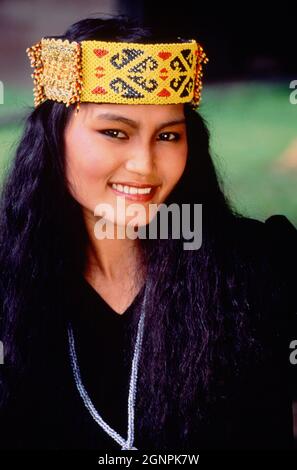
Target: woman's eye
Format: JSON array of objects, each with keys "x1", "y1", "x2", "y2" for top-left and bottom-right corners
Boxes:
[
  {"x1": 100, "y1": 129, "x2": 127, "y2": 139},
  {"x1": 157, "y1": 132, "x2": 180, "y2": 142}
]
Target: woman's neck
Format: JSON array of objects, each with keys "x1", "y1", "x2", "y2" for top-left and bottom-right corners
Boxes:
[{"x1": 83, "y1": 210, "x2": 144, "y2": 284}]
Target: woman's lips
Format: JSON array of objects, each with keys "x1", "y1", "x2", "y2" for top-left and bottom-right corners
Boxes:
[{"x1": 108, "y1": 184, "x2": 158, "y2": 202}]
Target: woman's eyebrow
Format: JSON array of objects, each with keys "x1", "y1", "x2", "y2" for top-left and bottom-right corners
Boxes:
[
  {"x1": 156, "y1": 118, "x2": 186, "y2": 132},
  {"x1": 94, "y1": 113, "x2": 186, "y2": 131},
  {"x1": 95, "y1": 113, "x2": 138, "y2": 128}
]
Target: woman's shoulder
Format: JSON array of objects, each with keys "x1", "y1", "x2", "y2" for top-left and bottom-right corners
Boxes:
[
  {"x1": 263, "y1": 214, "x2": 297, "y2": 247},
  {"x1": 233, "y1": 213, "x2": 297, "y2": 305},
  {"x1": 234, "y1": 213, "x2": 297, "y2": 237},
  {"x1": 263, "y1": 214, "x2": 297, "y2": 269},
  {"x1": 233, "y1": 213, "x2": 297, "y2": 255}
]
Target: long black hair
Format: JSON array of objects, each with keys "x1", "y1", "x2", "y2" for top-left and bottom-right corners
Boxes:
[{"x1": 0, "y1": 16, "x2": 276, "y2": 450}]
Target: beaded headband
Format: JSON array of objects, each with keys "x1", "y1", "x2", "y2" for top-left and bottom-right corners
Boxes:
[{"x1": 26, "y1": 37, "x2": 208, "y2": 113}]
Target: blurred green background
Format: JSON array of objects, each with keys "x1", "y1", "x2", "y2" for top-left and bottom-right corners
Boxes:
[
  {"x1": 201, "y1": 82, "x2": 297, "y2": 225},
  {"x1": 1, "y1": 81, "x2": 296, "y2": 225}
]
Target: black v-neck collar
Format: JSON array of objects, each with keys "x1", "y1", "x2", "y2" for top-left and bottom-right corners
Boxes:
[{"x1": 79, "y1": 274, "x2": 145, "y2": 320}]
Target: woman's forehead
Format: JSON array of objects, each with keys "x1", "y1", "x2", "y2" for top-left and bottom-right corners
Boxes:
[{"x1": 77, "y1": 102, "x2": 185, "y2": 125}]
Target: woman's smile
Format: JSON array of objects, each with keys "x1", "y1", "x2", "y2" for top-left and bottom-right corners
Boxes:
[{"x1": 108, "y1": 182, "x2": 160, "y2": 202}]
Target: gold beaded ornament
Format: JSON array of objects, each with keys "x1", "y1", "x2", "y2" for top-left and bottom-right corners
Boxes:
[{"x1": 26, "y1": 37, "x2": 209, "y2": 114}]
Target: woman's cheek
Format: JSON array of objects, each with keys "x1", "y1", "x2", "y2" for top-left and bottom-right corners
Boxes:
[
  {"x1": 164, "y1": 152, "x2": 187, "y2": 186},
  {"x1": 68, "y1": 142, "x2": 111, "y2": 181}
]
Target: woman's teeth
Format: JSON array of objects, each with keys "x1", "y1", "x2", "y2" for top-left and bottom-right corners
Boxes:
[{"x1": 111, "y1": 183, "x2": 152, "y2": 195}]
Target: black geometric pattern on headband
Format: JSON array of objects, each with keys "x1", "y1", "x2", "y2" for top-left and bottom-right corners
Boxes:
[
  {"x1": 170, "y1": 56, "x2": 187, "y2": 73},
  {"x1": 181, "y1": 49, "x2": 194, "y2": 67},
  {"x1": 128, "y1": 56, "x2": 158, "y2": 74},
  {"x1": 127, "y1": 75, "x2": 158, "y2": 93},
  {"x1": 110, "y1": 78, "x2": 144, "y2": 98},
  {"x1": 180, "y1": 77, "x2": 194, "y2": 97},
  {"x1": 170, "y1": 75, "x2": 187, "y2": 92},
  {"x1": 110, "y1": 48, "x2": 144, "y2": 70}
]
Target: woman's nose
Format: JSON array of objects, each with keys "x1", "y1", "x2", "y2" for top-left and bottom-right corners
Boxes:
[{"x1": 124, "y1": 142, "x2": 155, "y2": 175}]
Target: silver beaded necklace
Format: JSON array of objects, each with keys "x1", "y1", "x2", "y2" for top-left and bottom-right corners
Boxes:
[{"x1": 67, "y1": 288, "x2": 147, "y2": 451}]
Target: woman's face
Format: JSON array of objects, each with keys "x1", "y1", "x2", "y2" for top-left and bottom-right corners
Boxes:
[{"x1": 64, "y1": 103, "x2": 188, "y2": 229}]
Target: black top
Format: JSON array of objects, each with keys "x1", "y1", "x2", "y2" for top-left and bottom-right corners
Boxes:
[
  {"x1": 64, "y1": 276, "x2": 146, "y2": 450},
  {"x1": 0, "y1": 214, "x2": 296, "y2": 451},
  {"x1": 0, "y1": 275, "x2": 146, "y2": 451}
]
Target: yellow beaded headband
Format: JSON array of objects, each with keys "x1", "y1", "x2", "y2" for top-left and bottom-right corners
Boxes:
[{"x1": 26, "y1": 37, "x2": 208, "y2": 113}]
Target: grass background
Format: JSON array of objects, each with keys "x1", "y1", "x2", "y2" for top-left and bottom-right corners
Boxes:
[{"x1": 0, "y1": 81, "x2": 296, "y2": 225}]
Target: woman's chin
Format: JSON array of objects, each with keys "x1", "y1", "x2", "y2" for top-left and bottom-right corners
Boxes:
[{"x1": 93, "y1": 216, "x2": 150, "y2": 240}]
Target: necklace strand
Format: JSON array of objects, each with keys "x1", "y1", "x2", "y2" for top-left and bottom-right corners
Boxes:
[{"x1": 67, "y1": 288, "x2": 147, "y2": 450}]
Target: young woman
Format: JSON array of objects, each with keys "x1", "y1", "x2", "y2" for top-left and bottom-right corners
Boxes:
[{"x1": 0, "y1": 16, "x2": 296, "y2": 452}]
